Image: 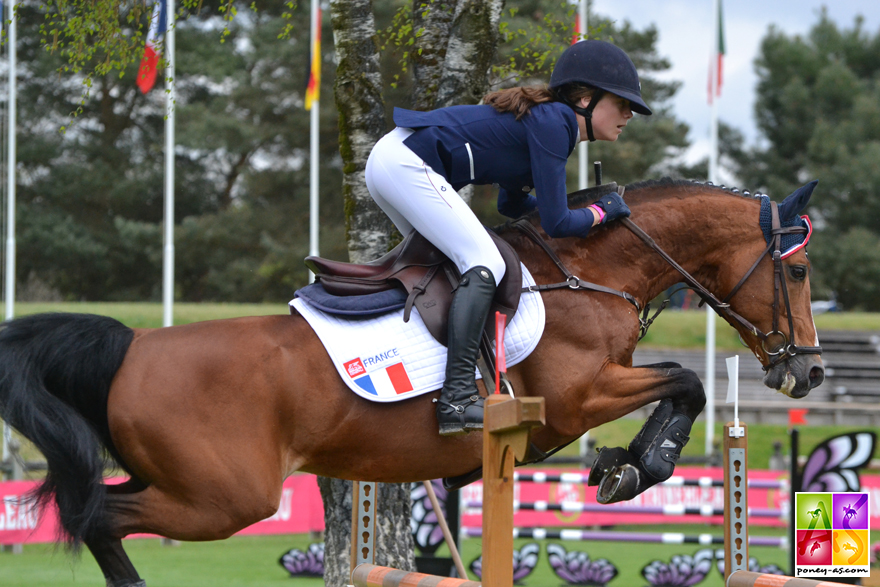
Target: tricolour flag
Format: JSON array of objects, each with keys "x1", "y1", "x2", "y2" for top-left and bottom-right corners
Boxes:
[
  {"x1": 344, "y1": 358, "x2": 414, "y2": 397},
  {"x1": 304, "y1": 7, "x2": 322, "y2": 110},
  {"x1": 137, "y1": 0, "x2": 167, "y2": 94},
  {"x1": 708, "y1": 0, "x2": 725, "y2": 103}
]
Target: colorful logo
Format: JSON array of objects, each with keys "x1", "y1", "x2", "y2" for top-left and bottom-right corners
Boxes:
[
  {"x1": 344, "y1": 350, "x2": 413, "y2": 397},
  {"x1": 794, "y1": 492, "x2": 870, "y2": 578}
]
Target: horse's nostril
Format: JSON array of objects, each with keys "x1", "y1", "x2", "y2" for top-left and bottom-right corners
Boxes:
[{"x1": 809, "y1": 365, "x2": 825, "y2": 389}]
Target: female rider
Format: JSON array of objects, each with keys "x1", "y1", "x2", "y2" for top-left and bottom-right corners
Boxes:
[{"x1": 364, "y1": 40, "x2": 653, "y2": 436}]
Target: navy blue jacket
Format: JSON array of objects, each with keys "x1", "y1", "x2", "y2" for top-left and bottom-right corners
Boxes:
[{"x1": 393, "y1": 102, "x2": 594, "y2": 238}]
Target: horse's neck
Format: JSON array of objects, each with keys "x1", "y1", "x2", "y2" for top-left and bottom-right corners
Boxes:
[
  {"x1": 616, "y1": 191, "x2": 762, "y2": 303},
  {"x1": 513, "y1": 190, "x2": 762, "y2": 306}
]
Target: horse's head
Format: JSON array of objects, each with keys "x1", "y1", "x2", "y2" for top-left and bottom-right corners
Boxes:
[{"x1": 717, "y1": 181, "x2": 824, "y2": 398}]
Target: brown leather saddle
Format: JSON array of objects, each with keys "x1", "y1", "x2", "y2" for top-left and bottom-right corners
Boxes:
[{"x1": 304, "y1": 230, "x2": 522, "y2": 347}]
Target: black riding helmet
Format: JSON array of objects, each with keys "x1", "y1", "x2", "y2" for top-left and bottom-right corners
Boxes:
[{"x1": 550, "y1": 40, "x2": 652, "y2": 141}]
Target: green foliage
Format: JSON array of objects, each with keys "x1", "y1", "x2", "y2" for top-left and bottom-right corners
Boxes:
[
  {"x1": 16, "y1": 0, "x2": 695, "y2": 302},
  {"x1": 14, "y1": 0, "x2": 345, "y2": 302},
  {"x1": 809, "y1": 228, "x2": 880, "y2": 310},
  {"x1": 725, "y1": 9, "x2": 880, "y2": 310}
]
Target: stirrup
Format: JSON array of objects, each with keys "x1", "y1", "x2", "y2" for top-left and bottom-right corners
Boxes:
[{"x1": 434, "y1": 394, "x2": 484, "y2": 436}]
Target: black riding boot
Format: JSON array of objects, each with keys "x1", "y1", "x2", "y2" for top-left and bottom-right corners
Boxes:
[{"x1": 435, "y1": 266, "x2": 496, "y2": 436}]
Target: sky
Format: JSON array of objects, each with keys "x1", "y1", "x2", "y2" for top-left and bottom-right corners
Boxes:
[{"x1": 591, "y1": 0, "x2": 880, "y2": 165}]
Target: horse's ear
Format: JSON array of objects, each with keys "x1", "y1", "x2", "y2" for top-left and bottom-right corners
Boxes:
[{"x1": 778, "y1": 180, "x2": 818, "y2": 221}]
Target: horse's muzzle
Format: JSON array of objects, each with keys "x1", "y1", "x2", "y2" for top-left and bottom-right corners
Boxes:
[{"x1": 762, "y1": 354, "x2": 825, "y2": 398}]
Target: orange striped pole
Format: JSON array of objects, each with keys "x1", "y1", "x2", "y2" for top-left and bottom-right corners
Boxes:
[
  {"x1": 352, "y1": 564, "x2": 481, "y2": 587},
  {"x1": 727, "y1": 570, "x2": 857, "y2": 587}
]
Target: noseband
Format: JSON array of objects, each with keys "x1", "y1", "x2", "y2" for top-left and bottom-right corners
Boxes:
[{"x1": 515, "y1": 186, "x2": 822, "y2": 372}]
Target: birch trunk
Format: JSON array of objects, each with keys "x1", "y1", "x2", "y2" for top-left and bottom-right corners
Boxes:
[
  {"x1": 410, "y1": 0, "x2": 458, "y2": 111},
  {"x1": 434, "y1": 0, "x2": 504, "y2": 108},
  {"x1": 323, "y1": 1, "x2": 414, "y2": 585},
  {"x1": 331, "y1": 0, "x2": 396, "y2": 263},
  {"x1": 318, "y1": 478, "x2": 415, "y2": 587}
]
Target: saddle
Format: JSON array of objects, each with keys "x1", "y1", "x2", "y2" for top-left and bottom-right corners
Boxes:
[{"x1": 304, "y1": 229, "x2": 522, "y2": 347}]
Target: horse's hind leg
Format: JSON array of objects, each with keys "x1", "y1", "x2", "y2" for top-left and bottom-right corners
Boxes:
[
  {"x1": 586, "y1": 362, "x2": 706, "y2": 504},
  {"x1": 85, "y1": 535, "x2": 145, "y2": 587}
]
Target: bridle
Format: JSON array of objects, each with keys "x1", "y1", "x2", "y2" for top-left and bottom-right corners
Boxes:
[{"x1": 513, "y1": 186, "x2": 822, "y2": 372}]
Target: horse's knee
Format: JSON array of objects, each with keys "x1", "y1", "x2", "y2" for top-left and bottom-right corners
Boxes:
[{"x1": 668, "y1": 368, "x2": 706, "y2": 417}]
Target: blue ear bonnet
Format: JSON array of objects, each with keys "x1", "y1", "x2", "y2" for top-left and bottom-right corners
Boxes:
[{"x1": 758, "y1": 196, "x2": 813, "y2": 259}]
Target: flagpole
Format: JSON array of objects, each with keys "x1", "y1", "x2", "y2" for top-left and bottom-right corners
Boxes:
[
  {"x1": 705, "y1": 0, "x2": 720, "y2": 457},
  {"x1": 162, "y1": 0, "x2": 175, "y2": 327},
  {"x1": 3, "y1": 0, "x2": 16, "y2": 464},
  {"x1": 308, "y1": 0, "x2": 320, "y2": 283},
  {"x1": 5, "y1": 1, "x2": 16, "y2": 323},
  {"x1": 577, "y1": 0, "x2": 588, "y2": 189}
]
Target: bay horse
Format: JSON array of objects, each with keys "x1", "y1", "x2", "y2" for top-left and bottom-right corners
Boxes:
[{"x1": 0, "y1": 179, "x2": 824, "y2": 586}]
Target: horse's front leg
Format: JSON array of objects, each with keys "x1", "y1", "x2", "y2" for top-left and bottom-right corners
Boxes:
[{"x1": 586, "y1": 362, "x2": 705, "y2": 504}]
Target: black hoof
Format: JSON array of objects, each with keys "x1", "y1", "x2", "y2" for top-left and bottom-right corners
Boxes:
[
  {"x1": 596, "y1": 463, "x2": 642, "y2": 504},
  {"x1": 588, "y1": 446, "x2": 636, "y2": 486}
]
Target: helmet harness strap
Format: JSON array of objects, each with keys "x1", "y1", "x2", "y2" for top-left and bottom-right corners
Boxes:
[{"x1": 564, "y1": 89, "x2": 605, "y2": 142}]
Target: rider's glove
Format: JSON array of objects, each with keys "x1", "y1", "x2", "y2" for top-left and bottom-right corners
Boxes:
[{"x1": 589, "y1": 193, "x2": 631, "y2": 224}]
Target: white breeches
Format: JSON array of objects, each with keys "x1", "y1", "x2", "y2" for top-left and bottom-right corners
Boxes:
[{"x1": 365, "y1": 127, "x2": 506, "y2": 285}]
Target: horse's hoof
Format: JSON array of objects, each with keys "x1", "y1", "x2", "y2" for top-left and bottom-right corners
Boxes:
[
  {"x1": 596, "y1": 463, "x2": 641, "y2": 504},
  {"x1": 588, "y1": 446, "x2": 635, "y2": 486}
]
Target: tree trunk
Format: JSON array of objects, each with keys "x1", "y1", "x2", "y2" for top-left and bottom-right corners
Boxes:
[
  {"x1": 434, "y1": 0, "x2": 504, "y2": 108},
  {"x1": 331, "y1": 0, "x2": 396, "y2": 263},
  {"x1": 323, "y1": 0, "x2": 505, "y2": 582},
  {"x1": 410, "y1": 0, "x2": 458, "y2": 111},
  {"x1": 318, "y1": 478, "x2": 415, "y2": 587},
  {"x1": 324, "y1": 1, "x2": 415, "y2": 585}
]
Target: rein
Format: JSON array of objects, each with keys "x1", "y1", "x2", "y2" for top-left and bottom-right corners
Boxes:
[{"x1": 513, "y1": 185, "x2": 822, "y2": 372}]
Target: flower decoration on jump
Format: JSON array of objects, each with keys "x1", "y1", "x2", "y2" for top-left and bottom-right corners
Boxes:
[
  {"x1": 547, "y1": 543, "x2": 618, "y2": 586},
  {"x1": 410, "y1": 480, "x2": 448, "y2": 554},
  {"x1": 278, "y1": 543, "x2": 324, "y2": 578},
  {"x1": 712, "y1": 549, "x2": 785, "y2": 577},
  {"x1": 469, "y1": 542, "x2": 540, "y2": 584},
  {"x1": 642, "y1": 549, "x2": 714, "y2": 586}
]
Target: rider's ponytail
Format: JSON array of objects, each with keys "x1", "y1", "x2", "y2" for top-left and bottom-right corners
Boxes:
[{"x1": 483, "y1": 84, "x2": 597, "y2": 120}]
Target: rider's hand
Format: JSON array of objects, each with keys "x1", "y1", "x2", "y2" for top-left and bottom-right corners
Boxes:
[{"x1": 590, "y1": 193, "x2": 631, "y2": 225}]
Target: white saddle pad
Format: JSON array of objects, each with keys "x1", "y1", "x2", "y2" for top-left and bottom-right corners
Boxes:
[{"x1": 290, "y1": 263, "x2": 545, "y2": 402}]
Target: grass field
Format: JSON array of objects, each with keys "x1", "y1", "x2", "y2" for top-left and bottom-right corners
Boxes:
[
  {"x1": 3, "y1": 530, "x2": 878, "y2": 587},
  {"x1": 11, "y1": 301, "x2": 880, "y2": 348}
]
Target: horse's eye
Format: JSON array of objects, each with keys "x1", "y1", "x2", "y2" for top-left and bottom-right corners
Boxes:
[{"x1": 789, "y1": 265, "x2": 807, "y2": 281}]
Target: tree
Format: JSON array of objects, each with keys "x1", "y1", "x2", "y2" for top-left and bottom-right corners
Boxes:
[
  {"x1": 11, "y1": 0, "x2": 347, "y2": 301},
  {"x1": 320, "y1": 0, "x2": 506, "y2": 583},
  {"x1": 726, "y1": 9, "x2": 880, "y2": 309}
]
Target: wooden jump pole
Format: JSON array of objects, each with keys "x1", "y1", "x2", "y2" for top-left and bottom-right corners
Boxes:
[
  {"x1": 722, "y1": 420, "x2": 853, "y2": 587},
  {"x1": 351, "y1": 394, "x2": 545, "y2": 587},
  {"x1": 726, "y1": 571, "x2": 864, "y2": 587}
]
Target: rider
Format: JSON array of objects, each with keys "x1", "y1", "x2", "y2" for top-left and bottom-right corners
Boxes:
[{"x1": 364, "y1": 40, "x2": 652, "y2": 436}]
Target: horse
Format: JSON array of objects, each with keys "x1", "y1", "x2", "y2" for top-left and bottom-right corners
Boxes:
[{"x1": 0, "y1": 178, "x2": 825, "y2": 586}]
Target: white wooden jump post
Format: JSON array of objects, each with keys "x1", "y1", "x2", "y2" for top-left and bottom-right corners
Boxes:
[
  {"x1": 723, "y1": 420, "x2": 853, "y2": 587},
  {"x1": 350, "y1": 394, "x2": 545, "y2": 587}
]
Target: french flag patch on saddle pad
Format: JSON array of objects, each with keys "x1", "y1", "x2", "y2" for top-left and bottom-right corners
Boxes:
[
  {"x1": 343, "y1": 357, "x2": 414, "y2": 397},
  {"x1": 291, "y1": 262, "x2": 545, "y2": 403}
]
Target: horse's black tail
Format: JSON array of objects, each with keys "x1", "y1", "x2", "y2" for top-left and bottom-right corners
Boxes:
[{"x1": 0, "y1": 312, "x2": 134, "y2": 549}]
